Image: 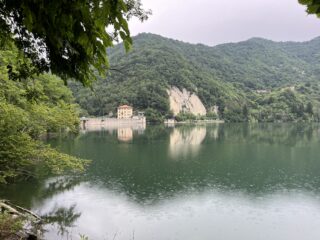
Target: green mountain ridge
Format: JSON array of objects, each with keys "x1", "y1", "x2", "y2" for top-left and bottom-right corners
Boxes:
[{"x1": 71, "y1": 33, "x2": 320, "y2": 122}]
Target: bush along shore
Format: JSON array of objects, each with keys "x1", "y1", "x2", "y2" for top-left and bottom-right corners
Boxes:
[
  {"x1": 0, "y1": 200, "x2": 43, "y2": 239},
  {"x1": 0, "y1": 35, "x2": 89, "y2": 239}
]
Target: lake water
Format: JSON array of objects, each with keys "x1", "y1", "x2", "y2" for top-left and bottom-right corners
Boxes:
[{"x1": 2, "y1": 123, "x2": 320, "y2": 240}]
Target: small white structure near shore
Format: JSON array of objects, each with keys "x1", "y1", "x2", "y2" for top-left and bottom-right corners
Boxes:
[
  {"x1": 80, "y1": 117, "x2": 146, "y2": 131},
  {"x1": 164, "y1": 119, "x2": 176, "y2": 127}
]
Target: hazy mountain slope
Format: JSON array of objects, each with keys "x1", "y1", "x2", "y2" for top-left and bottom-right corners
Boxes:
[
  {"x1": 70, "y1": 33, "x2": 320, "y2": 122},
  {"x1": 128, "y1": 34, "x2": 316, "y2": 89},
  {"x1": 279, "y1": 37, "x2": 320, "y2": 64},
  {"x1": 72, "y1": 33, "x2": 245, "y2": 117},
  {"x1": 279, "y1": 37, "x2": 320, "y2": 77}
]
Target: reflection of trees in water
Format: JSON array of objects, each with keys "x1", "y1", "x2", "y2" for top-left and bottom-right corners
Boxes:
[
  {"x1": 215, "y1": 123, "x2": 320, "y2": 146},
  {"x1": 0, "y1": 176, "x2": 82, "y2": 210},
  {"x1": 7, "y1": 124, "x2": 320, "y2": 209},
  {"x1": 84, "y1": 124, "x2": 320, "y2": 204},
  {"x1": 0, "y1": 176, "x2": 83, "y2": 237},
  {"x1": 136, "y1": 125, "x2": 170, "y2": 141},
  {"x1": 40, "y1": 176, "x2": 82, "y2": 200},
  {"x1": 166, "y1": 123, "x2": 320, "y2": 147},
  {"x1": 42, "y1": 204, "x2": 81, "y2": 236},
  {"x1": 30, "y1": 177, "x2": 83, "y2": 237},
  {"x1": 38, "y1": 177, "x2": 83, "y2": 237}
]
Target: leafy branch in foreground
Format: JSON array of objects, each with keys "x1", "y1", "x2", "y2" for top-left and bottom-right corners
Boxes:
[
  {"x1": 299, "y1": 0, "x2": 320, "y2": 17},
  {"x1": 0, "y1": 0, "x2": 151, "y2": 85}
]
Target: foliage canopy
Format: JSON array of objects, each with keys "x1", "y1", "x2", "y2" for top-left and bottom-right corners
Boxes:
[
  {"x1": 0, "y1": 44, "x2": 88, "y2": 183},
  {"x1": 299, "y1": 0, "x2": 320, "y2": 16},
  {"x1": 0, "y1": 0, "x2": 150, "y2": 85}
]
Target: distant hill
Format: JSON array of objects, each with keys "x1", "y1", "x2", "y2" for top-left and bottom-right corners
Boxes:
[{"x1": 70, "y1": 33, "x2": 320, "y2": 122}]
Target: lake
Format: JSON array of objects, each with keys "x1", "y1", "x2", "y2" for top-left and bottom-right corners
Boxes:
[{"x1": 1, "y1": 123, "x2": 320, "y2": 240}]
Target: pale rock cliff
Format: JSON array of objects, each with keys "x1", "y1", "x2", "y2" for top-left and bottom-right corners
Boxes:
[{"x1": 167, "y1": 86, "x2": 207, "y2": 116}]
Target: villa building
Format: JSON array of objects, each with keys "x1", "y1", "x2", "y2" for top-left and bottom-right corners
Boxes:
[{"x1": 117, "y1": 105, "x2": 133, "y2": 119}]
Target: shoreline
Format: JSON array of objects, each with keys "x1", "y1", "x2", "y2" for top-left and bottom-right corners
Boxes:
[{"x1": 169, "y1": 119, "x2": 225, "y2": 125}]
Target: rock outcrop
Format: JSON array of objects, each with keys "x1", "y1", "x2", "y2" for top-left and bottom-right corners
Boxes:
[{"x1": 167, "y1": 86, "x2": 206, "y2": 116}]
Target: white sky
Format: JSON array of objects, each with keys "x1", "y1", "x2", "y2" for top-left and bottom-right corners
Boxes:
[{"x1": 129, "y1": 0, "x2": 320, "y2": 46}]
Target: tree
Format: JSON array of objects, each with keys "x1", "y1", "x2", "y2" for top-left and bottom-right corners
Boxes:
[
  {"x1": 242, "y1": 104, "x2": 249, "y2": 121},
  {"x1": 0, "y1": 45, "x2": 89, "y2": 183},
  {"x1": 299, "y1": 1, "x2": 320, "y2": 16},
  {"x1": 0, "y1": 0, "x2": 150, "y2": 85},
  {"x1": 306, "y1": 102, "x2": 314, "y2": 115}
]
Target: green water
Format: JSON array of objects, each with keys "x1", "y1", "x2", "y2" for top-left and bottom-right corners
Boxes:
[{"x1": 2, "y1": 123, "x2": 320, "y2": 240}]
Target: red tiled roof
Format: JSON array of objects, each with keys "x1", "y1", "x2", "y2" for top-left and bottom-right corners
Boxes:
[{"x1": 118, "y1": 105, "x2": 132, "y2": 109}]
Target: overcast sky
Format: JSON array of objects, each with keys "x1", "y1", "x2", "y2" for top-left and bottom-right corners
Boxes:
[{"x1": 128, "y1": 0, "x2": 320, "y2": 46}]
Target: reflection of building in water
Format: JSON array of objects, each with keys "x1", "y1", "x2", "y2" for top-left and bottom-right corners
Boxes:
[
  {"x1": 117, "y1": 128, "x2": 133, "y2": 142},
  {"x1": 79, "y1": 118, "x2": 146, "y2": 142},
  {"x1": 169, "y1": 127, "x2": 207, "y2": 160}
]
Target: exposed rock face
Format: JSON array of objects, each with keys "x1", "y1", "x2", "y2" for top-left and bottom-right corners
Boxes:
[
  {"x1": 209, "y1": 105, "x2": 219, "y2": 115},
  {"x1": 167, "y1": 86, "x2": 206, "y2": 116}
]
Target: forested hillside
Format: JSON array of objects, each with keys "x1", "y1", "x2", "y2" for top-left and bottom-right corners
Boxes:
[{"x1": 71, "y1": 33, "x2": 320, "y2": 122}]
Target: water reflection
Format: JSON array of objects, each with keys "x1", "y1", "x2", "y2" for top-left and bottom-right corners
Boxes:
[
  {"x1": 42, "y1": 204, "x2": 81, "y2": 236},
  {"x1": 41, "y1": 177, "x2": 83, "y2": 200},
  {"x1": 117, "y1": 128, "x2": 133, "y2": 142},
  {"x1": 169, "y1": 126, "x2": 206, "y2": 160},
  {"x1": 80, "y1": 120, "x2": 146, "y2": 143},
  {"x1": 1, "y1": 123, "x2": 320, "y2": 240}
]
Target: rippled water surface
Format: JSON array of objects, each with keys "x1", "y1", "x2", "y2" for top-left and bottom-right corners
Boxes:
[{"x1": 2, "y1": 123, "x2": 320, "y2": 240}]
